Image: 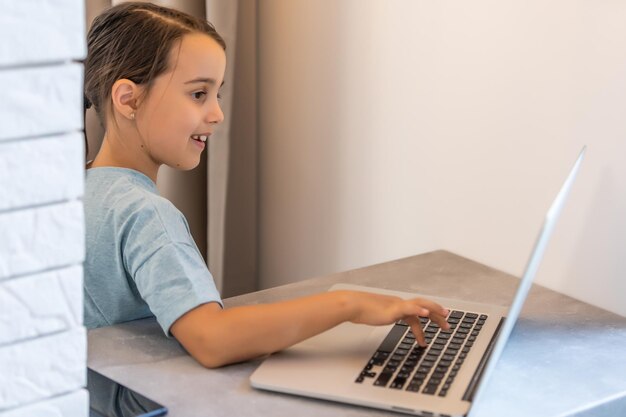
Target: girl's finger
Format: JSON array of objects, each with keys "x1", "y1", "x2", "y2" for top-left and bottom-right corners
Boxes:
[
  {"x1": 404, "y1": 316, "x2": 426, "y2": 347},
  {"x1": 428, "y1": 310, "x2": 450, "y2": 330},
  {"x1": 414, "y1": 298, "x2": 449, "y2": 317}
]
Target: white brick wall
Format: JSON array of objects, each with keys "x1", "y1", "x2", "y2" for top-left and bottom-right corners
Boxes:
[
  {"x1": 0, "y1": 391, "x2": 88, "y2": 417},
  {"x1": 0, "y1": 0, "x2": 87, "y2": 416}
]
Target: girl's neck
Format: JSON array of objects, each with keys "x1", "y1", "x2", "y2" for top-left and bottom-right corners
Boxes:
[{"x1": 89, "y1": 135, "x2": 160, "y2": 183}]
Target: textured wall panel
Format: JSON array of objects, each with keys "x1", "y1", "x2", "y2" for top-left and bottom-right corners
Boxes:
[
  {"x1": 0, "y1": 64, "x2": 83, "y2": 141},
  {"x1": 0, "y1": 389, "x2": 88, "y2": 417},
  {"x1": 0, "y1": 327, "x2": 86, "y2": 410},
  {"x1": 0, "y1": 266, "x2": 83, "y2": 346},
  {"x1": 0, "y1": 133, "x2": 84, "y2": 211},
  {"x1": 0, "y1": 202, "x2": 85, "y2": 280},
  {"x1": 0, "y1": 0, "x2": 85, "y2": 66}
]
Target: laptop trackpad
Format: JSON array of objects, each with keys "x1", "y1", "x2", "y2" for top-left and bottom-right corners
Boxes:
[
  {"x1": 251, "y1": 322, "x2": 383, "y2": 391},
  {"x1": 288, "y1": 322, "x2": 384, "y2": 360}
]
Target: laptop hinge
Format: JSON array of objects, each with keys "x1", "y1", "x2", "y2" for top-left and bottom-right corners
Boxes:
[{"x1": 462, "y1": 317, "x2": 505, "y2": 401}]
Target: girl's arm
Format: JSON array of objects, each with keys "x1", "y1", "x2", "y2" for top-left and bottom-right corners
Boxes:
[{"x1": 170, "y1": 290, "x2": 450, "y2": 368}]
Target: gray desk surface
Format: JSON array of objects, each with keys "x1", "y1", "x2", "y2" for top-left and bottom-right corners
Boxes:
[{"x1": 88, "y1": 250, "x2": 626, "y2": 417}]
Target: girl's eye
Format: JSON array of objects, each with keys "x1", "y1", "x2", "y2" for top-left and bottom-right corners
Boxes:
[{"x1": 192, "y1": 91, "x2": 207, "y2": 100}]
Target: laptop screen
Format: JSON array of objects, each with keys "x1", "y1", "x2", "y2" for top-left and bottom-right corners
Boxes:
[{"x1": 468, "y1": 146, "x2": 586, "y2": 413}]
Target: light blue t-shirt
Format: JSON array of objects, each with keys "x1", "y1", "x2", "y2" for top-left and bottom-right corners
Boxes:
[{"x1": 84, "y1": 167, "x2": 222, "y2": 336}]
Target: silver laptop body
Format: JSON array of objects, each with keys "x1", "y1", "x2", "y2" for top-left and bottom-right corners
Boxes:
[{"x1": 250, "y1": 147, "x2": 586, "y2": 417}]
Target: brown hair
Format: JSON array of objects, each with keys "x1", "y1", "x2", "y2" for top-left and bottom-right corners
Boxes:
[{"x1": 84, "y1": 1, "x2": 226, "y2": 136}]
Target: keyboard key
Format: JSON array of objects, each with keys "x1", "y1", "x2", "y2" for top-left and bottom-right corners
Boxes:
[
  {"x1": 407, "y1": 383, "x2": 422, "y2": 392},
  {"x1": 374, "y1": 372, "x2": 394, "y2": 387},
  {"x1": 449, "y1": 311, "x2": 464, "y2": 319},
  {"x1": 397, "y1": 371, "x2": 411, "y2": 378},
  {"x1": 431, "y1": 370, "x2": 446, "y2": 377},
  {"x1": 404, "y1": 360, "x2": 418, "y2": 368},
  {"x1": 444, "y1": 349, "x2": 458, "y2": 358},
  {"x1": 423, "y1": 384, "x2": 438, "y2": 395},
  {"x1": 390, "y1": 377, "x2": 407, "y2": 389},
  {"x1": 465, "y1": 313, "x2": 478, "y2": 319},
  {"x1": 413, "y1": 372, "x2": 428, "y2": 381},
  {"x1": 378, "y1": 324, "x2": 408, "y2": 353},
  {"x1": 371, "y1": 353, "x2": 388, "y2": 366},
  {"x1": 429, "y1": 378, "x2": 442, "y2": 387},
  {"x1": 479, "y1": 314, "x2": 488, "y2": 320}
]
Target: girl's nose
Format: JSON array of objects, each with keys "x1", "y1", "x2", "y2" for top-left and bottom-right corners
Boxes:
[{"x1": 207, "y1": 101, "x2": 224, "y2": 125}]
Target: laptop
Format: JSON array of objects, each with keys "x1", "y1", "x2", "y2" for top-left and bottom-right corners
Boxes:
[{"x1": 250, "y1": 147, "x2": 586, "y2": 417}]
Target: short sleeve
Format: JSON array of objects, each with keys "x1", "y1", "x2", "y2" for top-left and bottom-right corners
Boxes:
[{"x1": 121, "y1": 193, "x2": 223, "y2": 336}]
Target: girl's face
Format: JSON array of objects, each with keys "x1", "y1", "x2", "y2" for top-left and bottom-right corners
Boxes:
[{"x1": 134, "y1": 33, "x2": 226, "y2": 171}]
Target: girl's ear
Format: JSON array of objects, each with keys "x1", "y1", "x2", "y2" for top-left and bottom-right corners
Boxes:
[{"x1": 111, "y1": 79, "x2": 141, "y2": 120}]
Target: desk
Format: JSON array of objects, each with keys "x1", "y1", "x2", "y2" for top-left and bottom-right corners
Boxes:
[{"x1": 88, "y1": 250, "x2": 626, "y2": 417}]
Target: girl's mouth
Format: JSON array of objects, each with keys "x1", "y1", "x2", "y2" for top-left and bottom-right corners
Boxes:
[{"x1": 190, "y1": 134, "x2": 209, "y2": 143}]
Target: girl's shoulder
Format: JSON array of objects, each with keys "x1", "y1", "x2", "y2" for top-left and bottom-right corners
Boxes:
[{"x1": 85, "y1": 167, "x2": 190, "y2": 241}]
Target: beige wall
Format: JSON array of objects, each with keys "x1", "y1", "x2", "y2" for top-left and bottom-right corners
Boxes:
[{"x1": 258, "y1": 0, "x2": 626, "y2": 317}]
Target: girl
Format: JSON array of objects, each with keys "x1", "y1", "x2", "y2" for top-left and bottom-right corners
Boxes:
[{"x1": 83, "y1": 2, "x2": 449, "y2": 368}]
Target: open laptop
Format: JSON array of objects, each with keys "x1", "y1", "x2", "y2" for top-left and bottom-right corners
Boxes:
[{"x1": 250, "y1": 147, "x2": 586, "y2": 417}]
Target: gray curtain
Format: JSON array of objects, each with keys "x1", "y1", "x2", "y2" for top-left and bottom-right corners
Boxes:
[{"x1": 85, "y1": 0, "x2": 258, "y2": 297}]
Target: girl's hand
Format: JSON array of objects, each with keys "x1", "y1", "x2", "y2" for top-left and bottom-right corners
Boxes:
[{"x1": 346, "y1": 290, "x2": 450, "y2": 347}]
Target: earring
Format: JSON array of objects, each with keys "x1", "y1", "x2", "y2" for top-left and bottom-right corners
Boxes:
[{"x1": 130, "y1": 112, "x2": 135, "y2": 120}]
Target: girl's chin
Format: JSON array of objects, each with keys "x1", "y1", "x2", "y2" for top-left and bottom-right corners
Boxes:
[{"x1": 166, "y1": 158, "x2": 201, "y2": 171}]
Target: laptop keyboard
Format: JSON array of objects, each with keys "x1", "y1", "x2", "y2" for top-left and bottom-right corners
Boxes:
[{"x1": 355, "y1": 310, "x2": 488, "y2": 397}]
